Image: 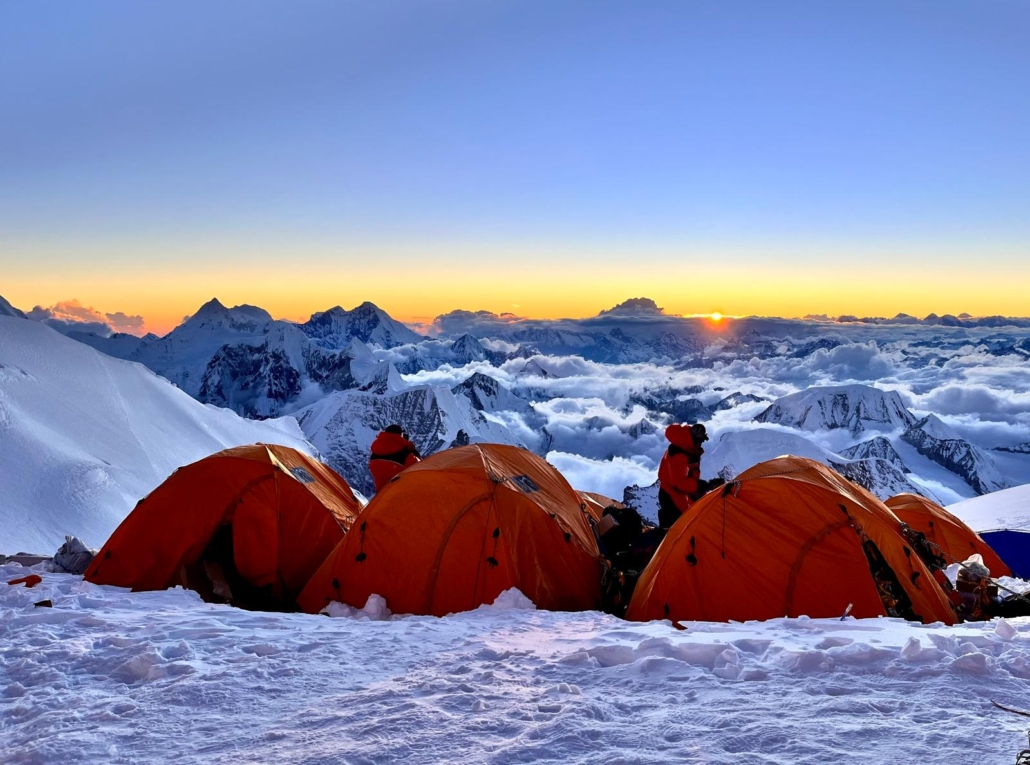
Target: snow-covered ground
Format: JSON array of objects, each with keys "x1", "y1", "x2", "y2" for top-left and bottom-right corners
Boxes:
[
  {"x1": 3, "y1": 564, "x2": 1029, "y2": 764},
  {"x1": 950, "y1": 483, "x2": 1030, "y2": 533}
]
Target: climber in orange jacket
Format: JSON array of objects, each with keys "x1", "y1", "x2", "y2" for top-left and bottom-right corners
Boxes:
[
  {"x1": 657, "y1": 422, "x2": 711, "y2": 529},
  {"x1": 369, "y1": 424, "x2": 421, "y2": 493}
]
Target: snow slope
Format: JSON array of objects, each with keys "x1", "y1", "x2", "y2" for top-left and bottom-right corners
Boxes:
[
  {"x1": 949, "y1": 484, "x2": 1030, "y2": 532},
  {"x1": 0, "y1": 316, "x2": 313, "y2": 553},
  {"x1": 702, "y1": 428, "x2": 930, "y2": 500},
  {"x1": 703, "y1": 429, "x2": 836, "y2": 481},
  {"x1": 2, "y1": 567, "x2": 1030, "y2": 764}
]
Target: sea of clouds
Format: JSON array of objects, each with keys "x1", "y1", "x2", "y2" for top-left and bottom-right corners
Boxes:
[{"x1": 399, "y1": 313, "x2": 1030, "y2": 498}]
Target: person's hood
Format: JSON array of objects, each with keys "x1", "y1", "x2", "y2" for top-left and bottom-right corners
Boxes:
[
  {"x1": 371, "y1": 430, "x2": 414, "y2": 455},
  {"x1": 665, "y1": 423, "x2": 699, "y2": 450}
]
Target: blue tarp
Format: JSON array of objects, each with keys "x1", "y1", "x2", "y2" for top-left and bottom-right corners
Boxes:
[{"x1": 980, "y1": 529, "x2": 1030, "y2": 579}]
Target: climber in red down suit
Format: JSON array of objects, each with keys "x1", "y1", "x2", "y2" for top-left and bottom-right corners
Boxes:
[
  {"x1": 657, "y1": 422, "x2": 721, "y2": 529},
  {"x1": 368, "y1": 424, "x2": 421, "y2": 493}
]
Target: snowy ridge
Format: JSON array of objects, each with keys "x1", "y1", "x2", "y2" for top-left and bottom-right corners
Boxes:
[
  {"x1": 839, "y1": 436, "x2": 910, "y2": 473},
  {"x1": 0, "y1": 316, "x2": 314, "y2": 553},
  {"x1": 0, "y1": 293, "x2": 26, "y2": 319},
  {"x1": 902, "y1": 415, "x2": 1010, "y2": 496},
  {"x1": 828, "y1": 458, "x2": 939, "y2": 503},
  {"x1": 629, "y1": 389, "x2": 711, "y2": 423},
  {"x1": 3, "y1": 566, "x2": 1030, "y2": 763},
  {"x1": 703, "y1": 429, "x2": 836, "y2": 482}
]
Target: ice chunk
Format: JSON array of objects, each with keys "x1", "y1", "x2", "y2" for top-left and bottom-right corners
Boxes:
[{"x1": 995, "y1": 619, "x2": 1018, "y2": 641}]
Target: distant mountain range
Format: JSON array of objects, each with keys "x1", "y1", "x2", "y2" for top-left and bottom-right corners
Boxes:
[
  {"x1": 3, "y1": 292, "x2": 1029, "y2": 542},
  {"x1": 69, "y1": 298, "x2": 422, "y2": 417}
]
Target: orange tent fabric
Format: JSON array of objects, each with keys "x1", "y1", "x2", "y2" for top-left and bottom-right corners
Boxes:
[
  {"x1": 85, "y1": 444, "x2": 362, "y2": 607},
  {"x1": 299, "y1": 444, "x2": 603, "y2": 617},
  {"x1": 886, "y1": 493, "x2": 1012, "y2": 577},
  {"x1": 626, "y1": 457, "x2": 956, "y2": 625},
  {"x1": 577, "y1": 490, "x2": 626, "y2": 522}
]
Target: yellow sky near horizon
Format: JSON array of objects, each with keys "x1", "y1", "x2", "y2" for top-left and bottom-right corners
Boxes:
[
  {"x1": 5, "y1": 235, "x2": 1028, "y2": 335},
  {"x1": 6, "y1": 259, "x2": 1028, "y2": 337}
]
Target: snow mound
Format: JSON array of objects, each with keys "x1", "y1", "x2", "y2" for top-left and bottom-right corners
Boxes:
[
  {"x1": 485, "y1": 588, "x2": 536, "y2": 611},
  {"x1": 0, "y1": 316, "x2": 314, "y2": 553},
  {"x1": 321, "y1": 594, "x2": 393, "y2": 621}
]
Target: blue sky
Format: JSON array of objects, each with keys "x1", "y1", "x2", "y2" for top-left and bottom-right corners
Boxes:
[{"x1": 2, "y1": 1, "x2": 1028, "y2": 329}]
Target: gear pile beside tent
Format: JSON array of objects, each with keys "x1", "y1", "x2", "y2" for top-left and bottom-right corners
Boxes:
[{"x1": 885, "y1": 492, "x2": 1012, "y2": 577}]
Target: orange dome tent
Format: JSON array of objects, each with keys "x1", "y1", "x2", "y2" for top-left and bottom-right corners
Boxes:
[
  {"x1": 626, "y1": 457, "x2": 956, "y2": 626},
  {"x1": 577, "y1": 490, "x2": 626, "y2": 522},
  {"x1": 299, "y1": 444, "x2": 603, "y2": 617},
  {"x1": 85, "y1": 444, "x2": 363, "y2": 610},
  {"x1": 885, "y1": 493, "x2": 1011, "y2": 577}
]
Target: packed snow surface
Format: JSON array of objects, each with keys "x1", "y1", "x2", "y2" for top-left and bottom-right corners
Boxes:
[
  {"x1": 950, "y1": 483, "x2": 1030, "y2": 532},
  {"x1": 3, "y1": 565, "x2": 1030, "y2": 764},
  {"x1": 0, "y1": 317, "x2": 313, "y2": 554}
]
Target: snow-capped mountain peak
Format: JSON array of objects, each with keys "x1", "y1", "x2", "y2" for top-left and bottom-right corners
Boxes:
[
  {"x1": 357, "y1": 363, "x2": 407, "y2": 395},
  {"x1": 451, "y1": 333, "x2": 489, "y2": 363},
  {"x1": 451, "y1": 372, "x2": 529, "y2": 413},
  {"x1": 908, "y1": 413, "x2": 958, "y2": 441},
  {"x1": 301, "y1": 302, "x2": 420, "y2": 349},
  {"x1": 597, "y1": 297, "x2": 664, "y2": 317},
  {"x1": 755, "y1": 384, "x2": 916, "y2": 435},
  {"x1": 183, "y1": 298, "x2": 272, "y2": 332}
]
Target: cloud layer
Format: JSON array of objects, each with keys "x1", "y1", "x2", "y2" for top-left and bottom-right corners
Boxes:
[
  {"x1": 27, "y1": 300, "x2": 147, "y2": 337},
  {"x1": 398, "y1": 316, "x2": 1030, "y2": 496}
]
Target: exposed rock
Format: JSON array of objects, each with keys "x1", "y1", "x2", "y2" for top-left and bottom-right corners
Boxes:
[{"x1": 52, "y1": 536, "x2": 97, "y2": 575}]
